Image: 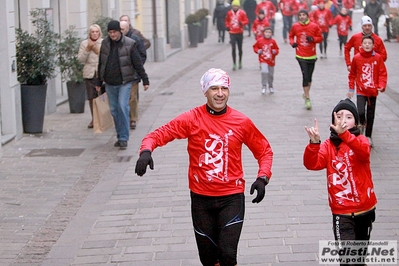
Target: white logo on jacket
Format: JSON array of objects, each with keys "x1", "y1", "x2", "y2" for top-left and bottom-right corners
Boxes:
[
  {"x1": 361, "y1": 61, "x2": 376, "y2": 89},
  {"x1": 198, "y1": 130, "x2": 233, "y2": 182}
]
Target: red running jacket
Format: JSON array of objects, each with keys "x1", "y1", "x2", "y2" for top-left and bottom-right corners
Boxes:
[
  {"x1": 252, "y1": 17, "x2": 271, "y2": 40},
  {"x1": 289, "y1": 19, "x2": 323, "y2": 59},
  {"x1": 344, "y1": 32, "x2": 387, "y2": 66},
  {"x1": 139, "y1": 105, "x2": 273, "y2": 197},
  {"x1": 253, "y1": 37, "x2": 279, "y2": 66},
  {"x1": 225, "y1": 9, "x2": 249, "y2": 34},
  {"x1": 348, "y1": 48, "x2": 387, "y2": 96},
  {"x1": 331, "y1": 14, "x2": 352, "y2": 37},
  {"x1": 312, "y1": 8, "x2": 333, "y2": 33},
  {"x1": 303, "y1": 131, "x2": 377, "y2": 215}
]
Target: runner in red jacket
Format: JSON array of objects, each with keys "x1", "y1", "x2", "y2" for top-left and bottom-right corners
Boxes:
[
  {"x1": 252, "y1": 9, "x2": 271, "y2": 40},
  {"x1": 304, "y1": 98, "x2": 377, "y2": 257},
  {"x1": 255, "y1": 0, "x2": 276, "y2": 32},
  {"x1": 344, "y1": 15, "x2": 387, "y2": 69},
  {"x1": 225, "y1": 0, "x2": 249, "y2": 70},
  {"x1": 279, "y1": 0, "x2": 299, "y2": 42},
  {"x1": 135, "y1": 68, "x2": 273, "y2": 266},
  {"x1": 347, "y1": 35, "x2": 387, "y2": 147},
  {"x1": 312, "y1": 1, "x2": 333, "y2": 58},
  {"x1": 289, "y1": 9, "x2": 323, "y2": 110},
  {"x1": 331, "y1": 7, "x2": 352, "y2": 56},
  {"x1": 253, "y1": 27, "x2": 279, "y2": 93}
]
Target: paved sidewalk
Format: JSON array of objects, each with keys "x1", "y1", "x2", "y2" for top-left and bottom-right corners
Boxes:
[{"x1": 1, "y1": 10, "x2": 398, "y2": 266}]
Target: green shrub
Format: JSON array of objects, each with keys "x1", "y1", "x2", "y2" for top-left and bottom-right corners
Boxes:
[{"x1": 185, "y1": 14, "x2": 200, "y2": 24}]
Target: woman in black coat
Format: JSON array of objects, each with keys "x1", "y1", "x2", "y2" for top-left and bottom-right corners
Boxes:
[
  {"x1": 213, "y1": 1, "x2": 230, "y2": 43},
  {"x1": 243, "y1": 0, "x2": 257, "y2": 37}
]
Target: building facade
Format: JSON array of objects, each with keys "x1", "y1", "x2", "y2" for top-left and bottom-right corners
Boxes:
[{"x1": 0, "y1": 0, "x2": 216, "y2": 148}]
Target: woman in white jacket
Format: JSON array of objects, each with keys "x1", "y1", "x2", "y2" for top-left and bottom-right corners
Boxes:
[{"x1": 78, "y1": 24, "x2": 103, "y2": 128}]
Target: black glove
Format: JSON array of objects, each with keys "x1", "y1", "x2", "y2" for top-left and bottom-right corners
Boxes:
[
  {"x1": 225, "y1": 27, "x2": 230, "y2": 32},
  {"x1": 291, "y1": 43, "x2": 298, "y2": 48},
  {"x1": 306, "y1": 36, "x2": 314, "y2": 42},
  {"x1": 349, "y1": 26, "x2": 352, "y2": 31},
  {"x1": 250, "y1": 177, "x2": 268, "y2": 203},
  {"x1": 135, "y1": 150, "x2": 154, "y2": 176}
]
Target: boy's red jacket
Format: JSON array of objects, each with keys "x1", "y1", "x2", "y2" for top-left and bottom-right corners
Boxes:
[
  {"x1": 140, "y1": 105, "x2": 273, "y2": 197},
  {"x1": 225, "y1": 9, "x2": 249, "y2": 34},
  {"x1": 289, "y1": 20, "x2": 323, "y2": 59},
  {"x1": 312, "y1": 8, "x2": 333, "y2": 33},
  {"x1": 304, "y1": 131, "x2": 377, "y2": 215},
  {"x1": 252, "y1": 18, "x2": 271, "y2": 39},
  {"x1": 331, "y1": 14, "x2": 352, "y2": 36},
  {"x1": 344, "y1": 32, "x2": 387, "y2": 66},
  {"x1": 253, "y1": 37, "x2": 279, "y2": 66},
  {"x1": 348, "y1": 49, "x2": 387, "y2": 97}
]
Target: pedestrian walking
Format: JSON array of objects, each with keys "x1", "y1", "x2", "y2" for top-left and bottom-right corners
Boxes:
[
  {"x1": 213, "y1": 0, "x2": 230, "y2": 43},
  {"x1": 331, "y1": 7, "x2": 352, "y2": 56},
  {"x1": 253, "y1": 27, "x2": 279, "y2": 94},
  {"x1": 344, "y1": 15, "x2": 387, "y2": 70},
  {"x1": 77, "y1": 24, "x2": 103, "y2": 129},
  {"x1": 364, "y1": 0, "x2": 384, "y2": 36},
  {"x1": 289, "y1": 9, "x2": 323, "y2": 110},
  {"x1": 96, "y1": 20, "x2": 149, "y2": 150},
  {"x1": 312, "y1": 0, "x2": 333, "y2": 58},
  {"x1": 119, "y1": 15, "x2": 151, "y2": 49},
  {"x1": 252, "y1": 9, "x2": 271, "y2": 40},
  {"x1": 225, "y1": 0, "x2": 249, "y2": 70},
  {"x1": 120, "y1": 20, "x2": 147, "y2": 131},
  {"x1": 347, "y1": 35, "x2": 387, "y2": 147},
  {"x1": 135, "y1": 68, "x2": 273, "y2": 266},
  {"x1": 279, "y1": 0, "x2": 299, "y2": 43},
  {"x1": 304, "y1": 98, "x2": 377, "y2": 265},
  {"x1": 243, "y1": 0, "x2": 257, "y2": 37}
]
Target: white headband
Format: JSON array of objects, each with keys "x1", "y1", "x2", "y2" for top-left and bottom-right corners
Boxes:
[{"x1": 200, "y1": 68, "x2": 231, "y2": 94}]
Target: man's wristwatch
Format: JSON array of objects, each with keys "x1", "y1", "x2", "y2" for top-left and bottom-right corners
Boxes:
[{"x1": 258, "y1": 176, "x2": 269, "y2": 185}]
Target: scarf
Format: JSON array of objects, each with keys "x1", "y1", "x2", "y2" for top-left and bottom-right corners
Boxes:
[{"x1": 330, "y1": 127, "x2": 360, "y2": 148}]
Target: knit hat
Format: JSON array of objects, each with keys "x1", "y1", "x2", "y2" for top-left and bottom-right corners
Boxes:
[
  {"x1": 231, "y1": 0, "x2": 240, "y2": 6},
  {"x1": 332, "y1": 98, "x2": 359, "y2": 125},
  {"x1": 107, "y1": 20, "x2": 121, "y2": 31},
  {"x1": 200, "y1": 68, "x2": 230, "y2": 94},
  {"x1": 258, "y1": 9, "x2": 265, "y2": 15},
  {"x1": 361, "y1": 16, "x2": 373, "y2": 26},
  {"x1": 298, "y1": 9, "x2": 309, "y2": 16}
]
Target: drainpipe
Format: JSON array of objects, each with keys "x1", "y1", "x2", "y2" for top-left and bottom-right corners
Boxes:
[{"x1": 151, "y1": 0, "x2": 159, "y2": 61}]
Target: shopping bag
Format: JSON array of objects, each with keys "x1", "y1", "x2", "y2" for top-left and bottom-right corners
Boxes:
[{"x1": 93, "y1": 93, "x2": 114, "y2": 133}]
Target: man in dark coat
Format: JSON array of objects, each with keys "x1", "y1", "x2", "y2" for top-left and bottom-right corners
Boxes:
[
  {"x1": 243, "y1": 0, "x2": 257, "y2": 37},
  {"x1": 364, "y1": 0, "x2": 384, "y2": 36},
  {"x1": 213, "y1": 0, "x2": 230, "y2": 42}
]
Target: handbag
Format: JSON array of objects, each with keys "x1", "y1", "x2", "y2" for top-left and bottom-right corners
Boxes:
[{"x1": 93, "y1": 92, "x2": 114, "y2": 133}]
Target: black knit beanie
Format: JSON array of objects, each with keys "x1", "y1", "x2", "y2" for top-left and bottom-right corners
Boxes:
[
  {"x1": 107, "y1": 20, "x2": 121, "y2": 31},
  {"x1": 298, "y1": 9, "x2": 309, "y2": 16},
  {"x1": 331, "y1": 98, "x2": 359, "y2": 125}
]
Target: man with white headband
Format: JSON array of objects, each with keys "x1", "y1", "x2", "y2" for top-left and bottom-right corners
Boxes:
[{"x1": 135, "y1": 68, "x2": 273, "y2": 266}]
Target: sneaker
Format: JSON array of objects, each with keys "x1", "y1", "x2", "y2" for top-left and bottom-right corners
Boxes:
[
  {"x1": 233, "y1": 64, "x2": 237, "y2": 71},
  {"x1": 320, "y1": 53, "x2": 324, "y2": 58},
  {"x1": 130, "y1": 121, "x2": 136, "y2": 130},
  {"x1": 367, "y1": 137, "x2": 373, "y2": 147},
  {"x1": 305, "y1": 98, "x2": 312, "y2": 110},
  {"x1": 262, "y1": 86, "x2": 266, "y2": 94},
  {"x1": 302, "y1": 94, "x2": 306, "y2": 100},
  {"x1": 324, "y1": 52, "x2": 327, "y2": 59},
  {"x1": 238, "y1": 62, "x2": 242, "y2": 69},
  {"x1": 269, "y1": 87, "x2": 274, "y2": 93}
]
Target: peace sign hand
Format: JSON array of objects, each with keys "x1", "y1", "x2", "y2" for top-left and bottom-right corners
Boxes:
[{"x1": 305, "y1": 118, "x2": 320, "y2": 143}]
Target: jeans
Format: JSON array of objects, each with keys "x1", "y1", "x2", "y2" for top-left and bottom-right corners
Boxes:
[
  {"x1": 105, "y1": 82, "x2": 132, "y2": 141},
  {"x1": 282, "y1": 15, "x2": 293, "y2": 40}
]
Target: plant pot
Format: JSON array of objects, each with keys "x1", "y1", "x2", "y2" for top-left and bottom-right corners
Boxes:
[
  {"x1": 188, "y1": 23, "x2": 200, "y2": 47},
  {"x1": 21, "y1": 84, "x2": 47, "y2": 134},
  {"x1": 198, "y1": 21, "x2": 205, "y2": 43},
  {"x1": 202, "y1": 18, "x2": 208, "y2": 38},
  {"x1": 67, "y1": 81, "x2": 86, "y2": 113}
]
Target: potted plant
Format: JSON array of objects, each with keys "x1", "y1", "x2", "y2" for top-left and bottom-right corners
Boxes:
[
  {"x1": 57, "y1": 25, "x2": 86, "y2": 113},
  {"x1": 391, "y1": 14, "x2": 399, "y2": 41},
  {"x1": 196, "y1": 8, "x2": 210, "y2": 39},
  {"x1": 16, "y1": 8, "x2": 59, "y2": 133},
  {"x1": 185, "y1": 14, "x2": 201, "y2": 47}
]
